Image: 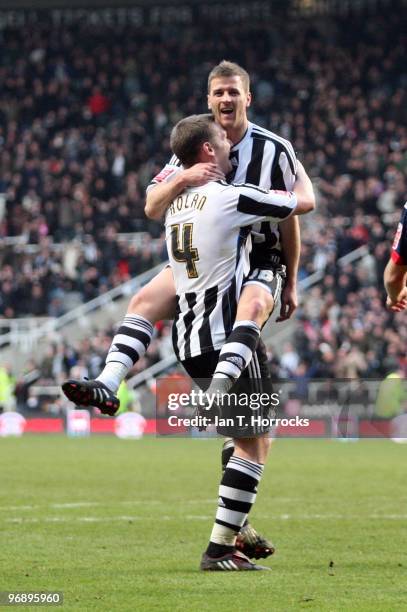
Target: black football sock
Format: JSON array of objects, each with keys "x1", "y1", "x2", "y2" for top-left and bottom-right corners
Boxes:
[
  {"x1": 96, "y1": 314, "x2": 153, "y2": 392},
  {"x1": 205, "y1": 321, "x2": 260, "y2": 396},
  {"x1": 206, "y1": 456, "x2": 264, "y2": 556}
]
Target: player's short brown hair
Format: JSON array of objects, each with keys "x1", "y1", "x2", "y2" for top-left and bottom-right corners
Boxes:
[
  {"x1": 170, "y1": 113, "x2": 218, "y2": 167},
  {"x1": 207, "y1": 60, "x2": 250, "y2": 93}
]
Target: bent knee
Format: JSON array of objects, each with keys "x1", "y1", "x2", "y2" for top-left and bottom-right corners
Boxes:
[
  {"x1": 247, "y1": 296, "x2": 274, "y2": 321},
  {"x1": 253, "y1": 435, "x2": 272, "y2": 461},
  {"x1": 127, "y1": 282, "x2": 176, "y2": 322},
  {"x1": 256, "y1": 436, "x2": 272, "y2": 463},
  {"x1": 128, "y1": 290, "x2": 149, "y2": 313},
  {"x1": 234, "y1": 435, "x2": 272, "y2": 463},
  {"x1": 261, "y1": 436, "x2": 272, "y2": 454}
]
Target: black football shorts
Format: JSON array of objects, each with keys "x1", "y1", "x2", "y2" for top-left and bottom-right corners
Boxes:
[
  {"x1": 181, "y1": 339, "x2": 275, "y2": 438},
  {"x1": 243, "y1": 265, "x2": 286, "y2": 302}
]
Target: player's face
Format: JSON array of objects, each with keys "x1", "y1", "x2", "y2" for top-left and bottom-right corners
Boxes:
[
  {"x1": 210, "y1": 125, "x2": 233, "y2": 175},
  {"x1": 207, "y1": 76, "x2": 251, "y2": 136}
]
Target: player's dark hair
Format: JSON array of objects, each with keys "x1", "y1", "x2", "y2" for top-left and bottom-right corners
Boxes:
[
  {"x1": 208, "y1": 60, "x2": 250, "y2": 93},
  {"x1": 170, "y1": 113, "x2": 218, "y2": 167}
]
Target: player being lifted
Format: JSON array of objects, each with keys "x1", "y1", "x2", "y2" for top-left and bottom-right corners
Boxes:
[
  {"x1": 161, "y1": 113, "x2": 314, "y2": 569},
  {"x1": 62, "y1": 61, "x2": 310, "y2": 560}
]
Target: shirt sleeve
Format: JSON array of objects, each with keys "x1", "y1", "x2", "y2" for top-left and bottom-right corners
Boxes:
[
  {"x1": 271, "y1": 138, "x2": 297, "y2": 190},
  {"x1": 146, "y1": 155, "x2": 183, "y2": 193},
  {"x1": 232, "y1": 183, "x2": 297, "y2": 224},
  {"x1": 391, "y1": 203, "x2": 407, "y2": 265}
]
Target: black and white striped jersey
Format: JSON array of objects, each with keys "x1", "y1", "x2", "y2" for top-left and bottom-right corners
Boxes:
[
  {"x1": 149, "y1": 121, "x2": 297, "y2": 268},
  {"x1": 165, "y1": 180, "x2": 297, "y2": 360}
]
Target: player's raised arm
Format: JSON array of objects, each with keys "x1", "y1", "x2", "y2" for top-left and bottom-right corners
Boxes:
[
  {"x1": 291, "y1": 161, "x2": 315, "y2": 214},
  {"x1": 145, "y1": 161, "x2": 225, "y2": 220},
  {"x1": 234, "y1": 184, "x2": 297, "y2": 222},
  {"x1": 234, "y1": 165, "x2": 314, "y2": 223},
  {"x1": 246, "y1": 160, "x2": 314, "y2": 218},
  {"x1": 384, "y1": 203, "x2": 407, "y2": 311},
  {"x1": 273, "y1": 149, "x2": 302, "y2": 323},
  {"x1": 384, "y1": 260, "x2": 407, "y2": 311},
  {"x1": 273, "y1": 162, "x2": 313, "y2": 322}
]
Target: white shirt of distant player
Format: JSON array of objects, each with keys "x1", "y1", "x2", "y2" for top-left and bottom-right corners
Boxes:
[{"x1": 0, "y1": 411, "x2": 26, "y2": 437}]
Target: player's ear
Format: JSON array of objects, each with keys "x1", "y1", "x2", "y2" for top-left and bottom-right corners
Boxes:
[
  {"x1": 202, "y1": 141, "x2": 214, "y2": 156},
  {"x1": 246, "y1": 91, "x2": 252, "y2": 108},
  {"x1": 207, "y1": 94, "x2": 212, "y2": 110}
]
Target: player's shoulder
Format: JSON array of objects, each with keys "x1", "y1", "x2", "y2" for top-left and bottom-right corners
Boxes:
[
  {"x1": 398, "y1": 201, "x2": 407, "y2": 223},
  {"x1": 168, "y1": 154, "x2": 183, "y2": 167},
  {"x1": 250, "y1": 122, "x2": 294, "y2": 150},
  {"x1": 147, "y1": 155, "x2": 183, "y2": 189},
  {"x1": 214, "y1": 179, "x2": 266, "y2": 194},
  {"x1": 208, "y1": 180, "x2": 245, "y2": 206},
  {"x1": 230, "y1": 181, "x2": 269, "y2": 195},
  {"x1": 199, "y1": 180, "x2": 233, "y2": 199},
  {"x1": 213, "y1": 179, "x2": 233, "y2": 190}
]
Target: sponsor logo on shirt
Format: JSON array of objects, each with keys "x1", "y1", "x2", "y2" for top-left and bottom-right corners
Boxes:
[
  {"x1": 153, "y1": 168, "x2": 176, "y2": 183},
  {"x1": 392, "y1": 223, "x2": 402, "y2": 251}
]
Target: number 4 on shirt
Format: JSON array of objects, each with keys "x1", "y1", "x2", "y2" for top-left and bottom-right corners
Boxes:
[{"x1": 170, "y1": 223, "x2": 200, "y2": 279}]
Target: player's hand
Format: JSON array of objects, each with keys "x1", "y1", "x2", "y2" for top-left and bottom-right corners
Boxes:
[
  {"x1": 182, "y1": 163, "x2": 225, "y2": 187},
  {"x1": 386, "y1": 288, "x2": 407, "y2": 312},
  {"x1": 276, "y1": 284, "x2": 298, "y2": 322}
]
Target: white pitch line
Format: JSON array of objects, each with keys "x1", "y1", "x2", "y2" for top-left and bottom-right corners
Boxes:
[
  {"x1": 0, "y1": 500, "x2": 170, "y2": 512},
  {"x1": 271, "y1": 514, "x2": 407, "y2": 520},
  {"x1": 77, "y1": 515, "x2": 143, "y2": 522},
  {"x1": 186, "y1": 515, "x2": 212, "y2": 520},
  {"x1": 51, "y1": 502, "x2": 101, "y2": 509},
  {"x1": 6, "y1": 518, "x2": 39, "y2": 523},
  {"x1": 50, "y1": 500, "x2": 164, "y2": 509},
  {"x1": 187, "y1": 513, "x2": 407, "y2": 521},
  {"x1": 1, "y1": 495, "x2": 405, "y2": 513},
  {"x1": 4, "y1": 514, "x2": 407, "y2": 524},
  {"x1": 0, "y1": 504, "x2": 39, "y2": 511},
  {"x1": 5, "y1": 515, "x2": 180, "y2": 524}
]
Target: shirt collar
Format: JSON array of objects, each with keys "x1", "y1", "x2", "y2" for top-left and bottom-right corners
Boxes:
[{"x1": 231, "y1": 122, "x2": 252, "y2": 151}]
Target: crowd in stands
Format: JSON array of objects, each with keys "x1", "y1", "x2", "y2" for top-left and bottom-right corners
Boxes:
[
  {"x1": 1, "y1": 5, "x2": 406, "y2": 402},
  {"x1": 0, "y1": 234, "x2": 164, "y2": 317}
]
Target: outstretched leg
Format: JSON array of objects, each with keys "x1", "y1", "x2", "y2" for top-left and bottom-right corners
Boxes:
[{"x1": 62, "y1": 266, "x2": 176, "y2": 413}]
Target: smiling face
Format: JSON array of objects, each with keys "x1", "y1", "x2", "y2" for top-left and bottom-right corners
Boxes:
[{"x1": 207, "y1": 75, "x2": 251, "y2": 143}]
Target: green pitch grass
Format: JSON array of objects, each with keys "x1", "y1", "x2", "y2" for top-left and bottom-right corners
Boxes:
[{"x1": 0, "y1": 436, "x2": 406, "y2": 611}]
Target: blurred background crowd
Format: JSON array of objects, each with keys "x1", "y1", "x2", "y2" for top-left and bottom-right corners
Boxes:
[{"x1": 0, "y1": 3, "x2": 406, "y2": 412}]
